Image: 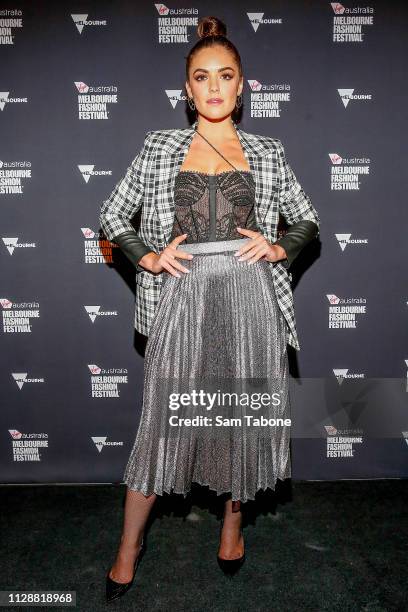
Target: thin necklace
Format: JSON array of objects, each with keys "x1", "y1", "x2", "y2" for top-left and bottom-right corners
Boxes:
[
  {"x1": 194, "y1": 127, "x2": 254, "y2": 193},
  {"x1": 194, "y1": 127, "x2": 268, "y2": 226}
]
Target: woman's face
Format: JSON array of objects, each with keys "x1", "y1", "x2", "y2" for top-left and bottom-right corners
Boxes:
[{"x1": 185, "y1": 45, "x2": 243, "y2": 123}]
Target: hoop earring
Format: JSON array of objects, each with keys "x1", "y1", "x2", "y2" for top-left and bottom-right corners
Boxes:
[
  {"x1": 235, "y1": 93, "x2": 243, "y2": 109},
  {"x1": 187, "y1": 97, "x2": 196, "y2": 111}
]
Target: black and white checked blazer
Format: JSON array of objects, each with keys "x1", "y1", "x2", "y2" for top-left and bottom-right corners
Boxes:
[{"x1": 99, "y1": 119, "x2": 320, "y2": 351}]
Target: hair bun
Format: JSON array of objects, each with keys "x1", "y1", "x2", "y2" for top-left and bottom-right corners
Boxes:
[{"x1": 197, "y1": 16, "x2": 227, "y2": 39}]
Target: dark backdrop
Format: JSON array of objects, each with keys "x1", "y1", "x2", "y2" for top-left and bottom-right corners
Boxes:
[{"x1": 1, "y1": 0, "x2": 407, "y2": 484}]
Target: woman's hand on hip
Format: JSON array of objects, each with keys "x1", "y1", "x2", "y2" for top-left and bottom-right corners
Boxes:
[
  {"x1": 141, "y1": 234, "x2": 193, "y2": 277},
  {"x1": 235, "y1": 227, "x2": 287, "y2": 264}
]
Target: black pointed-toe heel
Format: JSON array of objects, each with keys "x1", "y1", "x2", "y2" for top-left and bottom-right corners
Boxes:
[
  {"x1": 106, "y1": 537, "x2": 145, "y2": 603},
  {"x1": 217, "y1": 518, "x2": 245, "y2": 577},
  {"x1": 217, "y1": 551, "x2": 245, "y2": 576}
]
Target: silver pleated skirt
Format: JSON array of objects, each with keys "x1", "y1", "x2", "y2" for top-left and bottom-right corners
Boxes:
[{"x1": 123, "y1": 238, "x2": 291, "y2": 503}]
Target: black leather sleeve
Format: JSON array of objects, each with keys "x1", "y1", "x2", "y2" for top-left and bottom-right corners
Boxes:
[
  {"x1": 113, "y1": 230, "x2": 153, "y2": 268},
  {"x1": 113, "y1": 221, "x2": 319, "y2": 270},
  {"x1": 274, "y1": 220, "x2": 319, "y2": 269}
]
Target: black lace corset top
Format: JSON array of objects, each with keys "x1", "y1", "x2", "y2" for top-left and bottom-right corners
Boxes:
[{"x1": 170, "y1": 169, "x2": 259, "y2": 243}]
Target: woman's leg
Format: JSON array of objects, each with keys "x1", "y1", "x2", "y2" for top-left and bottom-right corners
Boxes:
[
  {"x1": 218, "y1": 498, "x2": 244, "y2": 560},
  {"x1": 108, "y1": 488, "x2": 157, "y2": 583}
]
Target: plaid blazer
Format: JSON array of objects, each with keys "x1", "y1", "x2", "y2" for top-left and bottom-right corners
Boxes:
[{"x1": 99, "y1": 119, "x2": 320, "y2": 351}]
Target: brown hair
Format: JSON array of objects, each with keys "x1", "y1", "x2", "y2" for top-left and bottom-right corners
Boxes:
[{"x1": 185, "y1": 16, "x2": 243, "y2": 81}]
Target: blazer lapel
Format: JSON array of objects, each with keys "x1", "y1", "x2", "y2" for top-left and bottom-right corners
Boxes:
[{"x1": 156, "y1": 119, "x2": 273, "y2": 244}]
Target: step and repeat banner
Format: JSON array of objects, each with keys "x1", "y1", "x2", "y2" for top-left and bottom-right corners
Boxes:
[{"x1": 1, "y1": 1, "x2": 407, "y2": 486}]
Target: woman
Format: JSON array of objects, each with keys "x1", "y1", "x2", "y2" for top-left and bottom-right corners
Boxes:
[{"x1": 100, "y1": 15, "x2": 320, "y2": 602}]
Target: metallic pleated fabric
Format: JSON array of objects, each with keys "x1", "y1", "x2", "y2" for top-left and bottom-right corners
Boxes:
[{"x1": 123, "y1": 237, "x2": 291, "y2": 503}]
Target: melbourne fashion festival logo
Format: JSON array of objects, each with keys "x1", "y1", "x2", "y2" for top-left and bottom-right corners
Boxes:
[
  {"x1": 81, "y1": 227, "x2": 118, "y2": 264},
  {"x1": 0, "y1": 9, "x2": 23, "y2": 44},
  {"x1": 333, "y1": 368, "x2": 365, "y2": 384},
  {"x1": 335, "y1": 233, "x2": 368, "y2": 251},
  {"x1": 247, "y1": 81, "x2": 291, "y2": 118},
  {"x1": 329, "y1": 153, "x2": 371, "y2": 190},
  {"x1": 77, "y1": 164, "x2": 112, "y2": 183},
  {"x1": 324, "y1": 425, "x2": 364, "y2": 458},
  {"x1": 74, "y1": 82, "x2": 118, "y2": 120},
  {"x1": 2, "y1": 236, "x2": 36, "y2": 255},
  {"x1": 91, "y1": 437, "x2": 124, "y2": 453},
  {"x1": 326, "y1": 294, "x2": 367, "y2": 329},
  {"x1": 71, "y1": 14, "x2": 107, "y2": 34},
  {"x1": 331, "y1": 3, "x2": 374, "y2": 43},
  {"x1": 88, "y1": 364, "x2": 128, "y2": 398},
  {"x1": 84, "y1": 306, "x2": 118, "y2": 323},
  {"x1": 165, "y1": 89, "x2": 187, "y2": 109},
  {"x1": 0, "y1": 90, "x2": 28, "y2": 111},
  {"x1": 11, "y1": 372, "x2": 45, "y2": 389},
  {"x1": 338, "y1": 88, "x2": 372, "y2": 108},
  {"x1": 246, "y1": 12, "x2": 283, "y2": 32},
  {"x1": 155, "y1": 4, "x2": 198, "y2": 43},
  {"x1": 0, "y1": 299, "x2": 40, "y2": 333},
  {"x1": 8, "y1": 429, "x2": 49, "y2": 462},
  {"x1": 0, "y1": 160, "x2": 31, "y2": 194}
]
